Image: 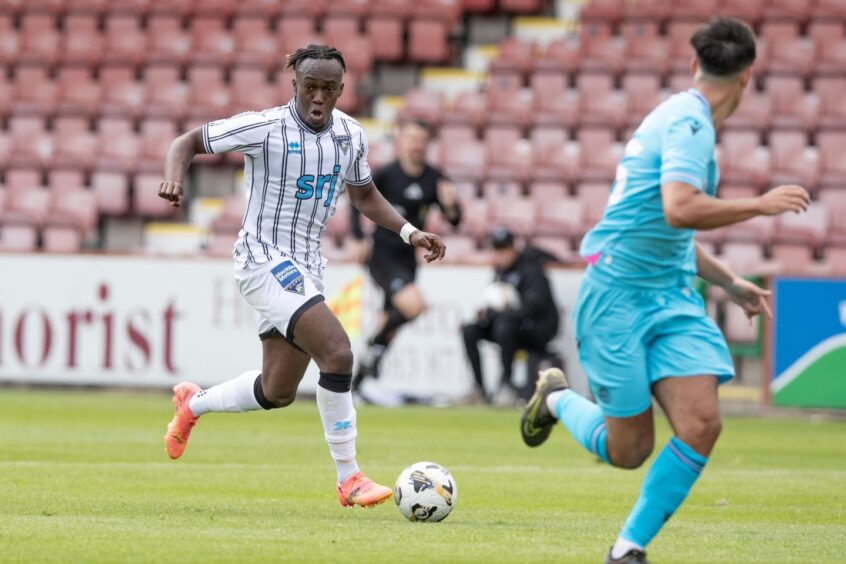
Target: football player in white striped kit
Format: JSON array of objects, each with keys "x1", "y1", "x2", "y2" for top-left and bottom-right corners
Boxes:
[{"x1": 158, "y1": 45, "x2": 445, "y2": 507}]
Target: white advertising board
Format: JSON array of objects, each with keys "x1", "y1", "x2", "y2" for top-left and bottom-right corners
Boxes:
[{"x1": 0, "y1": 254, "x2": 588, "y2": 397}]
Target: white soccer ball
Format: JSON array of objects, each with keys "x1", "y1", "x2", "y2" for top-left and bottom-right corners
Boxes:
[
  {"x1": 394, "y1": 462, "x2": 458, "y2": 522},
  {"x1": 482, "y1": 282, "x2": 520, "y2": 311}
]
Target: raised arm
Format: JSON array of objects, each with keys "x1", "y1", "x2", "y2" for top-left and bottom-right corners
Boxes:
[
  {"x1": 347, "y1": 181, "x2": 445, "y2": 262},
  {"x1": 662, "y1": 182, "x2": 810, "y2": 230},
  {"x1": 159, "y1": 127, "x2": 206, "y2": 208}
]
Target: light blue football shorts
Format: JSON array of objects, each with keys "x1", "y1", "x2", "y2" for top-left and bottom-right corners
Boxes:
[{"x1": 572, "y1": 273, "x2": 735, "y2": 418}]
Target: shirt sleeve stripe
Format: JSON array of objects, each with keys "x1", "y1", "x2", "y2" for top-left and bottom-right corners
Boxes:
[
  {"x1": 202, "y1": 123, "x2": 213, "y2": 154},
  {"x1": 345, "y1": 175, "x2": 372, "y2": 186}
]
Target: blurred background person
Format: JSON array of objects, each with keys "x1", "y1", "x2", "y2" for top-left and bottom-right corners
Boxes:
[
  {"x1": 350, "y1": 120, "x2": 461, "y2": 405},
  {"x1": 462, "y1": 227, "x2": 560, "y2": 405}
]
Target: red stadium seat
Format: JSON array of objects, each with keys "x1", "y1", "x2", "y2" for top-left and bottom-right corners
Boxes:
[
  {"x1": 192, "y1": 0, "x2": 237, "y2": 17},
  {"x1": 399, "y1": 89, "x2": 445, "y2": 127},
  {"x1": 0, "y1": 14, "x2": 17, "y2": 67},
  {"x1": 774, "y1": 203, "x2": 827, "y2": 248},
  {"x1": 579, "y1": 0, "x2": 623, "y2": 23},
  {"x1": 96, "y1": 117, "x2": 139, "y2": 173},
  {"x1": 231, "y1": 67, "x2": 278, "y2": 114},
  {"x1": 722, "y1": 302, "x2": 757, "y2": 344},
  {"x1": 765, "y1": 37, "x2": 815, "y2": 80},
  {"x1": 278, "y1": 0, "x2": 328, "y2": 18},
  {"x1": 490, "y1": 38, "x2": 535, "y2": 75},
  {"x1": 0, "y1": 224, "x2": 39, "y2": 252},
  {"x1": 457, "y1": 196, "x2": 491, "y2": 239},
  {"x1": 719, "y1": 130, "x2": 769, "y2": 189},
  {"x1": 535, "y1": 195, "x2": 584, "y2": 238},
  {"x1": 532, "y1": 38, "x2": 579, "y2": 74},
  {"x1": 147, "y1": 14, "x2": 191, "y2": 65},
  {"x1": 91, "y1": 170, "x2": 130, "y2": 215},
  {"x1": 48, "y1": 169, "x2": 86, "y2": 193},
  {"x1": 278, "y1": 15, "x2": 317, "y2": 37},
  {"x1": 100, "y1": 66, "x2": 145, "y2": 119},
  {"x1": 485, "y1": 133, "x2": 532, "y2": 182},
  {"x1": 366, "y1": 16, "x2": 404, "y2": 62},
  {"x1": 818, "y1": 131, "x2": 846, "y2": 187},
  {"x1": 438, "y1": 124, "x2": 477, "y2": 146},
  {"x1": 103, "y1": 14, "x2": 146, "y2": 64},
  {"x1": 53, "y1": 116, "x2": 97, "y2": 170},
  {"x1": 577, "y1": 182, "x2": 611, "y2": 227},
  {"x1": 667, "y1": 21, "x2": 703, "y2": 73},
  {"x1": 8, "y1": 114, "x2": 52, "y2": 167},
  {"x1": 408, "y1": 19, "x2": 450, "y2": 64},
  {"x1": 461, "y1": 0, "x2": 496, "y2": 12},
  {"x1": 144, "y1": 64, "x2": 189, "y2": 120},
  {"x1": 334, "y1": 71, "x2": 361, "y2": 114},
  {"x1": 2, "y1": 186, "x2": 50, "y2": 226},
  {"x1": 410, "y1": 0, "x2": 462, "y2": 24},
  {"x1": 578, "y1": 73, "x2": 626, "y2": 130},
  {"x1": 766, "y1": 76, "x2": 817, "y2": 131},
  {"x1": 5, "y1": 168, "x2": 43, "y2": 194},
  {"x1": 722, "y1": 215, "x2": 776, "y2": 244},
  {"x1": 62, "y1": 14, "x2": 104, "y2": 66},
  {"x1": 813, "y1": 0, "x2": 846, "y2": 21},
  {"x1": 813, "y1": 77, "x2": 846, "y2": 129},
  {"x1": 808, "y1": 22, "x2": 845, "y2": 47},
  {"x1": 723, "y1": 89, "x2": 770, "y2": 133},
  {"x1": 529, "y1": 180, "x2": 567, "y2": 201},
  {"x1": 760, "y1": 21, "x2": 800, "y2": 43},
  {"x1": 719, "y1": 0, "x2": 764, "y2": 25},
  {"x1": 577, "y1": 127, "x2": 622, "y2": 182},
  {"x1": 187, "y1": 66, "x2": 231, "y2": 120},
  {"x1": 531, "y1": 236, "x2": 575, "y2": 263},
  {"x1": 442, "y1": 90, "x2": 488, "y2": 129},
  {"x1": 819, "y1": 189, "x2": 846, "y2": 243},
  {"x1": 236, "y1": 0, "x2": 283, "y2": 17},
  {"x1": 191, "y1": 16, "x2": 235, "y2": 66},
  {"x1": 56, "y1": 67, "x2": 101, "y2": 118},
  {"x1": 825, "y1": 245, "x2": 846, "y2": 276},
  {"x1": 718, "y1": 241, "x2": 767, "y2": 275},
  {"x1": 672, "y1": 0, "x2": 718, "y2": 20},
  {"x1": 139, "y1": 118, "x2": 178, "y2": 171},
  {"x1": 623, "y1": 74, "x2": 662, "y2": 127},
  {"x1": 761, "y1": 0, "x2": 810, "y2": 23},
  {"x1": 816, "y1": 39, "x2": 846, "y2": 77},
  {"x1": 442, "y1": 141, "x2": 485, "y2": 182},
  {"x1": 105, "y1": 0, "x2": 151, "y2": 15},
  {"x1": 770, "y1": 131, "x2": 819, "y2": 190},
  {"x1": 274, "y1": 69, "x2": 296, "y2": 105},
  {"x1": 486, "y1": 80, "x2": 532, "y2": 129},
  {"x1": 48, "y1": 188, "x2": 98, "y2": 238},
  {"x1": 12, "y1": 65, "x2": 57, "y2": 115},
  {"x1": 580, "y1": 23, "x2": 624, "y2": 74},
  {"x1": 233, "y1": 17, "x2": 277, "y2": 69},
  {"x1": 622, "y1": 21, "x2": 669, "y2": 75},
  {"x1": 771, "y1": 243, "x2": 816, "y2": 274},
  {"x1": 332, "y1": 34, "x2": 374, "y2": 76},
  {"x1": 19, "y1": 13, "x2": 60, "y2": 65},
  {"x1": 132, "y1": 172, "x2": 178, "y2": 217},
  {"x1": 323, "y1": 15, "x2": 359, "y2": 38},
  {"x1": 531, "y1": 73, "x2": 577, "y2": 128},
  {"x1": 531, "y1": 127, "x2": 578, "y2": 183},
  {"x1": 439, "y1": 235, "x2": 484, "y2": 264},
  {"x1": 42, "y1": 225, "x2": 84, "y2": 253},
  {"x1": 489, "y1": 197, "x2": 537, "y2": 236},
  {"x1": 481, "y1": 180, "x2": 522, "y2": 200}
]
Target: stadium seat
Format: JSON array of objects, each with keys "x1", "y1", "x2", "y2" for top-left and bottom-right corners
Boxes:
[
  {"x1": 531, "y1": 236, "x2": 575, "y2": 263},
  {"x1": 819, "y1": 189, "x2": 846, "y2": 244},
  {"x1": 718, "y1": 241, "x2": 767, "y2": 275},
  {"x1": 335, "y1": 71, "x2": 361, "y2": 115},
  {"x1": 673, "y1": 0, "x2": 719, "y2": 20},
  {"x1": 576, "y1": 128, "x2": 621, "y2": 182},
  {"x1": 577, "y1": 182, "x2": 611, "y2": 227},
  {"x1": 209, "y1": 193, "x2": 246, "y2": 235},
  {"x1": 816, "y1": 39, "x2": 846, "y2": 78},
  {"x1": 192, "y1": 0, "x2": 237, "y2": 17},
  {"x1": 100, "y1": 66, "x2": 145, "y2": 119},
  {"x1": 91, "y1": 170, "x2": 130, "y2": 215},
  {"x1": 408, "y1": 19, "x2": 450, "y2": 64},
  {"x1": 42, "y1": 225, "x2": 84, "y2": 253},
  {"x1": 718, "y1": 130, "x2": 769, "y2": 189},
  {"x1": 278, "y1": 0, "x2": 328, "y2": 17},
  {"x1": 529, "y1": 180, "x2": 567, "y2": 201},
  {"x1": 48, "y1": 169, "x2": 86, "y2": 193},
  {"x1": 486, "y1": 80, "x2": 532, "y2": 129},
  {"x1": 579, "y1": 24, "x2": 624, "y2": 74},
  {"x1": 274, "y1": 68, "x2": 296, "y2": 105},
  {"x1": 96, "y1": 117, "x2": 140, "y2": 173},
  {"x1": 231, "y1": 67, "x2": 278, "y2": 114},
  {"x1": 5, "y1": 168, "x2": 43, "y2": 194},
  {"x1": 722, "y1": 302, "x2": 757, "y2": 344},
  {"x1": 331, "y1": 34, "x2": 373, "y2": 76},
  {"x1": 825, "y1": 245, "x2": 846, "y2": 276},
  {"x1": 235, "y1": 0, "x2": 283, "y2": 17},
  {"x1": 233, "y1": 17, "x2": 277, "y2": 69},
  {"x1": 139, "y1": 118, "x2": 177, "y2": 171},
  {"x1": 722, "y1": 89, "x2": 770, "y2": 133},
  {"x1": 144, "y1": 64, "x2": 189, "y2": 120},
  {"x1": 105, "y1": 0, "x2": 150, "y2": 15},
  {"x1": 103, "y1": 14, "x2": 146, "y2": 64},
  {"x1": 439, "y1": 235, "x2": 483, "y2": 264},
  {"x1": 668, "y1": 21, "x2": 703, "y2": 73},
  {"x1": 56, "y1": 67, "x2": 101, "y2": 118},
  {"x1": 132, "y1": 172, "x2": 178, "y2": 218},
  {"x1": 12, "y1": 65, "x2": 57, "y2": 115},
  {"x1": 53, "y1": 116, "x2": 97, "y2": 170},
  {"x1": 719, "y1": 0, "x2": 764, "y2": 25},
  {"x1": 2, "y1": 186, "x2": 51, "y2": 226},
  {"x1": 579, "y1": 0, "x2": 623, "y2": 23},
  {"x1": 0, "y1": 223, "x2": 39, "y2": 252},
  {"x1": 461, "y1": 0, "x2": 496, "y2": 12},
  {"x1": 817, "y1": 131, "x2": 846, "y2": 187},
  {"x1": 768, "y1": 130, "x2": 819, "y2": 192},
  {"x1": 442, "y1": 91, "x2": 488, "y2": 129},
  {"x1": 815, "y1": 78, "x2": 846, "y2": 131},
  {"x1": 62, "y1": 14, "x2": 104, "y2": 67},
  {"x1": 576, "y1": 74, "x2": 625, "y2": 130},
  {"x1": 191, "y1": 16, "x2": 235, "y2": 66},
  {"x1": 621, "y1": 0, "x2": 666, "y2": 23},
  {"x1": 530, "y1": 127, "x2": 578, "y2": 183},
  {"x1": 19, "y1": 13, "x2": 60, "y2": 65},
  {"x1": 530, "y1": 73, "x2": 577, "y2": 128},
  {"x1": 484, "y1": 127, "x2": 532, "y2": 182},
  {"x1": 323, "y1": 15, "x2": 360, "y2": 38},
  {"x1": 760, "y1": 21, "x2": 800, "y2": 43},
  {"x1": 399, "y1": 89, "x2": 444, "y2": 127},
  {"x1": 457, "y1": 197, "x2": 490, "y2": 239},
  {"x1": 535, "y1": 195, "x2": 584, "y2": 239},
  {"x1": 814, "y1": 0, "x2": 846, "y2": 20},
  {"x1": 765, "y1": 37, "x2": 815, "y2": 79},
  {"x1": 366, "y1": 16, "x2": 405, "y2": 62},
  {"x1": 278, "y1": 14, "x2": 317, "y2": 37},
  {"x1": 147, "y1": 14, "x2": 191, "y2": 65},
  {"x1": 722, "y1": 215, "x2": 776, "y2": 245},
  {"x1": 808, "y1": 21, "x2": 845, "y2": 46},
  {"x1": 481, "y1": 179, "x2": 523, "y2": 200},
  {"x1": 489, "y1": 197, "x2": 536, "y2": 236},
  {"x1": 773, "y1": 203, "x2": 827, "y2": 248},
  {"x1": 761, "y1": 0, "x2": 810, "y2": 23},
  {"x1": 770, "y1": 243, "x2": 816, "y2": 274},
  {"x1": 442, "y1": 141, "x2": 485, "y2": 183},
  {"x1": 48, "y1": 188, "x2": 98, "y2": 238},
  {"x1": 0, "y1": 14, "x2": 19, "y2": 65},
  {"x1": 499, "y1": 0, "x2": 543, "y2": 13},
  {"x1": 489, "y1": 37, "x2": 535, "y2": 75},
  {"x1": 623, "y1": 74, "x2": 663, "y2": 127},
  {"x1": 187, "y1": 66, "x2": 231, "y2": 120},
  {"x1": 8, "y1": 114, "x2": 52, "y2": 167},
  {"x1": 532, "y1": 38, "x2": 579, "y2": 74},
  {"x1": 622, "y1": 21, "x2": 669, "y2": 75}
]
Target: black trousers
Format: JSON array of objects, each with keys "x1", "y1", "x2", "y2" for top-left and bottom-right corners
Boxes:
[{"x1": 462, "y1": 312, "x2": 555, "y2": 399}]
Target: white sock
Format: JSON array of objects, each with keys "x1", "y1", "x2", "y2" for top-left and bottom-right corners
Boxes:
[
  {"x1": 611, "y1": 537, "x2": 644, "y2": 559},
  {"x1": 316, "y1": 385, "x2": 360, "y2": 483},
  {"x1": 545, "y1": 390, "x2": 565, "y2": 417},
  {"x1": 188, "y1": 370, "x2": 263, "y2": 416}
]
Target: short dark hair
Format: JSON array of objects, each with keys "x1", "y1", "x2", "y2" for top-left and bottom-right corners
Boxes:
[
  {"x1": 285, "y1": 44, "x2": 346, "y2": 72},
  {"x1": 690, "y1": 17, "x2": 756, "y2": 77},
  {"x1": 400, "y1": 118, "x2": 434, "y2": 136}
]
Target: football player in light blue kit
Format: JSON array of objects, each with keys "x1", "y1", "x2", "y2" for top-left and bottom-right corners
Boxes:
[{"x1": 520, "y1": 17, "x2": 810, "y2": 564}]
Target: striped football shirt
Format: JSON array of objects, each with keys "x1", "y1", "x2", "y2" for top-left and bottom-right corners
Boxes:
[{"x1": 202, "y1": 102, "x2": 372, "y2": 278}]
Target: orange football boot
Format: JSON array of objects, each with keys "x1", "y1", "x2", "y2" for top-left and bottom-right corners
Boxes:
[
  {"x1": 164, "y1": 382, "x2": 201, "y2": 460},
  {"x1": 336, "y1": 472, "x2": 393, "y2": 507}
]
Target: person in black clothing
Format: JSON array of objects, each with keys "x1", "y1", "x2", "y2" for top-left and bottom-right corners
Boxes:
[
  {"x1": 351, "y1": 120, "x2": 461, "y2": 393},
  {"x1": 462, "y1": 227, "x2": 560, "y2": 403}
]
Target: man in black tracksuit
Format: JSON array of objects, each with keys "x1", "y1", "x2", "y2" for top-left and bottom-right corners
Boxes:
[
  {"x1": 462, "y1": 228, "x2": 560, "y2": 403},
  {"x1": 351, "y1": 120, "x2": 461, "y2": 395}
]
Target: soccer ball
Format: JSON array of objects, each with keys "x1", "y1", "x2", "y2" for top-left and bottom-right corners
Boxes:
[{"x1": 394, "y1": 462, "x2": 457, "y2": 522}]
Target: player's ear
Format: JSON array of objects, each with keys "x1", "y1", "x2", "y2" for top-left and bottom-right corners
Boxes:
[
  {"x1": 690, "y1": 57, "x2": 698, "y2": 77},
  {"x1": 338, "y1": 81, "x2": 344, "y2": 98},
  {"x1": 739, "y1": 67, "x2": 753, "y2": 89}
]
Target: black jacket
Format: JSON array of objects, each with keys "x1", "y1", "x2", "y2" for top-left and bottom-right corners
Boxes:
[{"x1": 494, "y1": 247, "x2": 560, "y2": 339}]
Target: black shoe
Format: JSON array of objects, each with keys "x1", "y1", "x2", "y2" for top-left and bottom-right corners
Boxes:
[
  {"x1": 519, "y1": 368, "x2": 568, "y2": 447},
  {"x1": 605, "y1": 549, "x2": 649, "y2": 564}
]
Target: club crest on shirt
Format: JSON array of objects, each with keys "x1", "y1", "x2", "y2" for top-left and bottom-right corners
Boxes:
[
  {"x1": 271, "y1": 260, "x2": 305, "y2": 295},
  {"x1": 333, "y1": 134, "x2": 351, "y2": 154}
]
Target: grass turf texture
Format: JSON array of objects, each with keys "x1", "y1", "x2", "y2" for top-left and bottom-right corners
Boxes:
[{"x1": 1, "y1": 389, "x2": 844, "y2": 563}]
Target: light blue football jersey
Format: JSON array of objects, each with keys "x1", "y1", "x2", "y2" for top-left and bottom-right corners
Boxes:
[{"x1": 580, "y1": 88, "x2": 718, "y2": 289}]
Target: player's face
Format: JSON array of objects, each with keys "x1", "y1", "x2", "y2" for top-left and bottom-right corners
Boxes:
[
  {"x1": 398, "y1": 123, "x2": 431, "y2": 166},
  {"x1": 292, "y1": 59, "x2": 344, "y2": 130}
]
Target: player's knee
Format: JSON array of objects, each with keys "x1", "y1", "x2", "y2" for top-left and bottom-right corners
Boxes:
[
  {"x1": 610, "y1": 435, "x2": 654, "y2": 469},
  {"x1": 315, "y1": 343, "x2": 354, "y2": 374},
  {"x1": 265, "y1": 387, "x2": 297, "y2": 408},
  {"x1": 685, "y1": 412, "x2": 723, "y2": 448}
]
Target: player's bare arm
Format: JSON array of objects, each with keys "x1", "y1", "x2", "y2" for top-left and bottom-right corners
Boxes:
[
  {"x1": 159, "y1": 127, "x2": 206, "y2": 208},
  {"x1": 695, "y1": 241, "x2": 772, "y2": 319},
  {"x1": 661, "y1": 181, "x2": 810, "y2": 230},
  {"x1": 347, "y1": 180, "x2": 446, "y2": 262}
]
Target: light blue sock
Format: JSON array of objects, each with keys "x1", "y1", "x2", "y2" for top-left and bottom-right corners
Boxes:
[
  {"x1": 554, "y1": 389, "x2": 610, "y2": 463},
  {"x1": 620, "y1": 437, "x2": 708, "y2": 547}
]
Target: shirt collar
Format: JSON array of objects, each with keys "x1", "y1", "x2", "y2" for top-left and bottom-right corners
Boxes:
[
  {"x1": 687, "y1": 88, "x2": 712, "y2": 120},
  {"x1": 289, "y1": 98, "x2": 334, "y2": 135}
]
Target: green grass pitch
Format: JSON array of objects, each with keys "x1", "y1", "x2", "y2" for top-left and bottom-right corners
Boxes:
[{"x1": 1, "y1": 388, "x2": 844, "y2": 563}]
